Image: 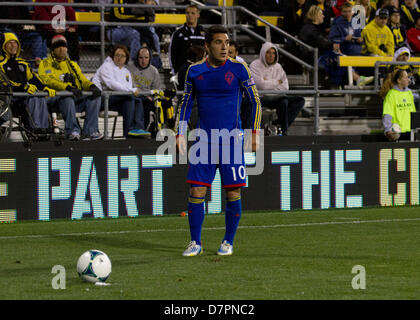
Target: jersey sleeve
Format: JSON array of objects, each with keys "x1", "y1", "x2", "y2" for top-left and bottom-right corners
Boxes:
[
  {"x1": 239, "y1": 63, "x2": 262, "y2": 131},
  {"x1": 177, "y1": 65, "x2": 195, "y2": 136}
]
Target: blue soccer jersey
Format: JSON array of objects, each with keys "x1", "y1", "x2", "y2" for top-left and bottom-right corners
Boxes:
[
  {"x1": 177, "y1": 57, "x2": 262, "y2": 188},
  {"x1": 178, "y1": 57, "x2": 261, "y2": 138}
]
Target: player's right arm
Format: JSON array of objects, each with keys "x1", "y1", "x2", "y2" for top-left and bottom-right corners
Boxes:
[{"x1": 176, "y1": 66, "x2": 195, "y2": 154}]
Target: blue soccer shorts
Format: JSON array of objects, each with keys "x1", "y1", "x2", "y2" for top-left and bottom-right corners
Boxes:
[{"x1": 187, "y1": 138, "x2": 246, "y2": 189}]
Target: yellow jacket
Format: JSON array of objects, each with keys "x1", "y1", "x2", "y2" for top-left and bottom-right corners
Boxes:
[
  {"x1": 361, "y1": 19, "x2": 395, "y2": 57},
  {"x1": 38, "y1": 54, "x2": 93, "y2": 91}
]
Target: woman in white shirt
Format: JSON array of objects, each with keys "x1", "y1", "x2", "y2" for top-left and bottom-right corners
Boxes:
[{"x1": 92, "y1": 45, "x2": 151, "y2": 137}]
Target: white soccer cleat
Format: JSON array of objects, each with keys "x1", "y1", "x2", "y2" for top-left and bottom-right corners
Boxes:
[
  {"x1": 182, "y1": 241, "x2": 203, "y2": 257},
  {"x1": 217, "y1": 240, "x2": 233, "y2": 256}
]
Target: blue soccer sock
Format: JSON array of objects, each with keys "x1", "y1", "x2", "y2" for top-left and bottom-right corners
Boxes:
[
  {"x1": 188, "y1": 196, "x2": 205, "y2": 245},
  {"x1": 223, "y1": 195, "x2": 242, "y2": 245}
]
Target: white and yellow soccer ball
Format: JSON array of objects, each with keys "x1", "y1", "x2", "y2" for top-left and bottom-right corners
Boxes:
[
  {"x1": 391, "y1": 123, "x2": 402, "y2": 134},
  {"x1": 77, "y1": 250, "x2": 112, "y2": 283}
]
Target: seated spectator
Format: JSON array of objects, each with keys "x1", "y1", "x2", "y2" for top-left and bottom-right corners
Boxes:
[
  {"x1": 386, "y1": 5, "x2": 408, "y2": 49},
  {"x1": 361, "y1": 8, "x2": 395, "y2": 57},
  {"x1": 377, "y1": 0, "x2": 400, "y2": 9},
  {"x1": 169, "y1": 4, "x2": 205, "y2": 75},
  {"x1": 314, "y1": 0, "x2": 335, "y2": 34},
  {"x1": 400, "y1": 0, "x2": 420, "y2": 30},
  {"x1": 329, "y1": 2, "x2": 363, "y2": 56},
  {"x1": 0, "y1": 32, "x2": 55, "y2": 135},
  {"x1": 127, "y1": 46, "x2": 159, "y2": 131},
  {"x1": 0, "y1": 1, "x2": 46, "y2": 67},
  {"x1": 33, "y1": 0, "x2": 80, "y2": 62},
  {"x1": 407, "y1": 15, "x2": 420, "y2": 53},
  {"x1": 389, "y1": 46, "x2": 420, "y2": 91},
  {"x1": 301, "y1": 5, "x2": 373, "y2": 86},
  {"x1": 92, "y1": 45, "x2": 151, "y2": 138},
  {"x1": 355, "y1": 0, "x2": 376, "y2": 27},
  {"x1": 249, "y1": 42, "x2": 305, "y2": 135},
  {"x1": 380, "y1": 69, "x2": 416, "y2": 141},
  {"x1": 228, "y1": 40, "x2": 246, "y2": 64},
  {"x1": 38, "y1": 35, "x2": 103, "y2": 141}
]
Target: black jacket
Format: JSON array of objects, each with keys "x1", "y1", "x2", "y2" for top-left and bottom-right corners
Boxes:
[
  {"x1": 169, "y1": 24, "x2": 205, "y2": 74},
  {"x1": 299, "y1": 22, "x2": 333, "y2": 63}
]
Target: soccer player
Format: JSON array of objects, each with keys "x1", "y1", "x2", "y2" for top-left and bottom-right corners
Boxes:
[{"x1": 176, "y1": 25, "x2": 262, "y2": 257}]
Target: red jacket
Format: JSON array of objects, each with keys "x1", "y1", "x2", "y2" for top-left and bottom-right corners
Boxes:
[
  {"x1": 33, "y1": 0, "x2": 77, "y2": 32},
  {"x1": 407, "y1": 27, "x2": 420, "y2": 53}
]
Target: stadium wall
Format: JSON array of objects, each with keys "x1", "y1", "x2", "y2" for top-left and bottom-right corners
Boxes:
[{"x1": 0, "y1": 137, "x2": 419, "y2": 222}]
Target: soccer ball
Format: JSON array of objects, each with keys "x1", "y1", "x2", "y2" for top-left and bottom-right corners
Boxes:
[
  {"x1": 76, "y1": 249, "x2": 112, "y2": 283},
  {"x1": 391, "y1": 123, "x2": 402, "y2": 134}
]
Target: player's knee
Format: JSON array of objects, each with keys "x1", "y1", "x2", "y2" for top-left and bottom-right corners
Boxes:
[
  {"x1": 190, "y1": 186, "x2": 207, "y2": 198},
  {"x1": 226, "y1": 187, "x2": 241, "y2": 201}
]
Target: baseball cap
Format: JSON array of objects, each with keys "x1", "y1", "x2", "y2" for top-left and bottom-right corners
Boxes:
[{"x1": 376, "y1": 8, "x2": 389, "y2": 18}]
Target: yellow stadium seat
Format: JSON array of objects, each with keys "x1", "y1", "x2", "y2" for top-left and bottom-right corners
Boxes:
[
  {"x1": 257, "y1": 16, "x2": 280, "y2": 27},
  {"x1": 75, "y1": 11, "x2": 186, "y2": 25}
]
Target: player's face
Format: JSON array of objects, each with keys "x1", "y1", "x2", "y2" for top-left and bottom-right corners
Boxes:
[
  {"x1": 5, "y1": 40, "x2": 18, "y2": 56},
  {"x1": 113, "y1": 48, "x2": 127, "y2": 68},
  {"x1": 138, "y1": 48, "x2": 150, "y2": 68},
  {"x1": 53, "y1": 46, "x2": 67, "y2": 61},
  {"x1": 206, "y1": 33, "x2": 229, "y2": 65},
  {"x1": 265, "y1": 48, "x2": 277, "y2": 65},
  {"x1": 228, "y1": 45, "x2": 238, "y2": 59}
]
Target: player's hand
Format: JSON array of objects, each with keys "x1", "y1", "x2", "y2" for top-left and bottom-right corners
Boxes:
[
  {"x1": 385, "y1": 130, "x2": 400, "y2": 142},
  {"x1": 44, "y1": 87, "x2": 56, "y2": 97},
  {"x1": 176, "y1": 135, "x2": 186, "y2": 155},
  {"x1": 25, "y1": 84, "x2": 38, "y2": 95}
]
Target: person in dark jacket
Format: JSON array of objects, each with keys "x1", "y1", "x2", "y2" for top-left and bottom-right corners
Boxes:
[
  {"x1": 400, "y1": 0, "x2": 420, "y2": 30},
  {"x1": 168, "y1": 4, "x2": 205, "y2": 75},
  {"x1": 284, "y1": 0, "x2": 312, "y2": 37},
  {"x1": 329, "y1": 1, "x2": 363, "y2": 56}
]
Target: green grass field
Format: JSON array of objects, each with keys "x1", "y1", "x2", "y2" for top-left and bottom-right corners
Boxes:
[{"x1": 1, "y1": 206, "x2": 420, "y2": 300}]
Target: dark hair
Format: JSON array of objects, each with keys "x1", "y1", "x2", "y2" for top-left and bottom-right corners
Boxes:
[
  {"x1": 110, "y1": 44, "x2": 130, "y2": 64},
  {"x1": 187, "y1": 45, "x2": 206, "y2": 62},
  {"x1": 229, "y1": 40, "x2": 240, "y2": 51},
  {"x1": 205, "y1": 25, "x2": 228, "y2": 44},
  {"x1": 186, "y1": 4, "x2": 200, "y2": 12}
]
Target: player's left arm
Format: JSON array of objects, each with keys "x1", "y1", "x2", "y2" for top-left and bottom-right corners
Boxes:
[{"x1": 239, "y1": 64, "x2": 262, "y2": 150}]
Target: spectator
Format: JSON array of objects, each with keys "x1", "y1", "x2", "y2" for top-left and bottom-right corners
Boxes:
[
  {"x1": 301, "y1": 5, "x2": 373, "y2": 86},
  {"x1": 380, "y1": 69, "x2": 416, "y2": 141},
  {"x1": 127, "y1": 46, "x2": 159, "y2": 131},
  {"x1": 361, "y1": 8, "x2": 395, "y2": 57},
  {"x1": 33, "y1": 0, "x2": 80, "y2": 62},
  {"x1": 313, "y1": 0, "x2": 336, "y2": 34},
  {"x1": 329, "y1": 2, "x2": 363, "y2": 56},
  {"x1": 169, "y1": 4, "x2": 205, "y2": 75},
  {"x1": 386, "y1": 5, "x2": 408, "y2": 49},
  {"x1": 400, "y1": 0, "x2": 420, "y2": 30},
  {"x1": 0, "y1": 32, "x2": 55, "y2": 134},
  {"x1": 92, "y1": 45, "x2": 151, "y2": 138},
  {"x1": 406, "y1": 15, "x2": 420, "y2": 53},
  {"x1": 0, "y1": 0, "x2": 46, "y2": 67},
  {"x1": 38, "y1": 35, "x2": 103, "y2": 141},
  {"x1": 108, "y1": 0, "x2": 156, "y2": 61},
  {"x1": 249, "y1": 42, "x2": 305, "y2": 135},
  {"x1": 284, "y1": 0, "x2": 312, "y2": 37},
  {"x1": 176, "y1": 45, "x2": 206, "y2": 90},
  {"x1": 389, "y1": 46, "x2": 420, "y2": 91},
  {"x1": 355, "y1": 0, "x2": 376, "y2": 27},
  {"x1": 228, "y1": 40, "x2": 246, "y2": 64}
]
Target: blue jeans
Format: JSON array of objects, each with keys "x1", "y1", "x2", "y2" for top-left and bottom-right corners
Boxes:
[
  {"x1": 22, "y1": 32, "x2": 47, "y2": 60},
  {"x1": 108, "y1": 95, "x2": 145, "y2": 137},
  {"x1": 47, "y1": 96, "x2": 101, "y2": 136},
  {"x1": 108, "y1": 27, "x2": 141, "y2": 61},
  {"x1": 26, "y1": 97, "x2": 49, "y2": 129}
]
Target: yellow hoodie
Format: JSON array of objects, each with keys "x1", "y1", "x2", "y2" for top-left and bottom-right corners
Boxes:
[{"x1": 361, "y1": 19, "x2": 395, "y2": 57}]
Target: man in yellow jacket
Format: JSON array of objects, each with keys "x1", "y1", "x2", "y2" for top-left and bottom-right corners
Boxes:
[
  {"x1": 361, "y1": 8, "x2": 395, "y2": 57},
  {"x1": 38, "y1": 35, "x2": 103, "y2": 140}
]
